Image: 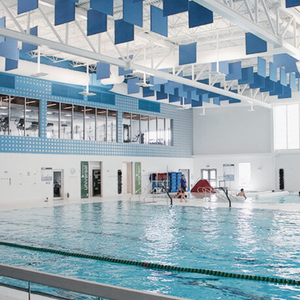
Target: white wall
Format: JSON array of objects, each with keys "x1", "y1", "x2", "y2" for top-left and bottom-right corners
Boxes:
[
  {"x1": 192, "y1": 105, "x2": 275, "y2": 192},
  {"x1": 0, "y1": 153, "x2": 193, "y2": 204},
  {"x1": 193, "y1": 106, "x2": 272, "y2": 155},
  {"x1": 193, "y1": 153, "x2": 274, "y2": 192},
  {"x1": 275, "y1": 151, "x2": 300, "y2": 192}
]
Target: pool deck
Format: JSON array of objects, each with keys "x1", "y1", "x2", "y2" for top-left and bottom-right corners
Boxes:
[{"x1": 1, "y1": 192, "x2": 300, "y2": 211}]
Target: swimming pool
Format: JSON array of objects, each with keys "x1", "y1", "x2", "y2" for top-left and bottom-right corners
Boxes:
[{"x1": 0, "y1": 201, "x2": 300, "y2": 299}]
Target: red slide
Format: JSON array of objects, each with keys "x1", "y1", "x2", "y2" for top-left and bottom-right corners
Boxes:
[{"x1": 191, "y1": 179, "x2": 216, "y2": 193}]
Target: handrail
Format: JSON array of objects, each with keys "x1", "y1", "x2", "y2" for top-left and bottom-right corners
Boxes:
[
  {"x1": 0, "y1": 263, "x2": 191, "y2": 300},
  {"x1": 161, "y1": 184, "x2": 173, "y2": 205},
  {"x1": 216, "y1": 187, "x2": 231, "y2": 207}
]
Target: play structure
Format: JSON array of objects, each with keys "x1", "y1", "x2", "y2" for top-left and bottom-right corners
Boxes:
[{"x1": 191, "y1": 179, "x2": 216, "y2": 193}]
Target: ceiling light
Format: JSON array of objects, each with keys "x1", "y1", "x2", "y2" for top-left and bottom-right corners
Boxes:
[
  {"x1": 0, "y1": 106, "x2": 8, "y2": 109},
  {"x1": 78, "y1": 91, "x2": 96, "y2": 96},
  {"x1": 31, "y1": 72, "x2": 48, "y2": 78}
]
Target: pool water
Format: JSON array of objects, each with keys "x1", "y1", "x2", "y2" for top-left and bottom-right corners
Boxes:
[
  {"x1": 247, "y1": 193, "x2": 300, "y2": 204},
  {"x1": 0, "y1": 201, "x2": 300, "y2": 300}
]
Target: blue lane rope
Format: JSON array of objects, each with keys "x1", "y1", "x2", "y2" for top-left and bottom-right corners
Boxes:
[{"x1": 0, "y1": 241, "x2": 299, "y2": 286}]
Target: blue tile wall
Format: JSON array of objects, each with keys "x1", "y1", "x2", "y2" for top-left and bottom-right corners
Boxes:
[{"x1": 0, "y1": 73, "x2": 193, "y2": 158}]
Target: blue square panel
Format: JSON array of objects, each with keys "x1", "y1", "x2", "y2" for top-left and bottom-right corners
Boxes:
[
  {"x1": 179, "y1": 42, "x2": 197, "y2": 65},
  {"x1": 115, "y1": 20, "x2": 134, "y2": 44},
  {"x1": 163, "y1": 0, "x2": 189, "y2": 16}
]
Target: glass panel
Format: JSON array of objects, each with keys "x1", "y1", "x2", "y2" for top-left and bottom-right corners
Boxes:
[
  {"x1": 46, "y1": 101, "x2": 59, "y2": 138},
  {"x1": 60, "y1": 103, "x2": 72, "y2": 139},
  {"x1": 157, "y1": 117, "x2": 165, "y2": 145},
  {"x1": 73, "y1": 105, "x2": 84, "y2": 140},
  {"x1": 210, "y1": 170, "x2": 216, "y2": 180},
  {"x1": 140, "y1": 115, "x2": 148, "y2": 144},
  {"x1": 123, "y1": 112, "x2": 131, "y2": 143},
  {"x1": 107, "y1": 110, "x2": 117, "y2": 142},
  {"x1": 149, "y1": 116, "x2": 157, "y2": 144},
  {"x1": 210, "y1": 180, "x2": 217, "y2": 188},
  {"x1": 85, "y1": 107, "x2": 96, "y2": 141},
  {"x1": 165, "y1": 118, "x2": 173, "y2": 146},
  {"x1": 202, "y1": 170, "x2": 208, "y2": 180},
  {"x1": 131, "y1": 114, "x2": 140, "y2": 143},
  {"x1": 25, "y1": 98, "x2": 39, "y2": 137},
  {"x1": 11, "y1": 96, "x2": 25, "y2": 136},
  {"x1": 0, "y1": 94, "x2": 9, "y2": 135},
  {"x1": 274, "y1": 105, "x2": 287, "y2": 150},
  {"x1": 96, "y1": 109, "x2": 106, "y2": 141},
  {"x1": 287, "y1": 104, "x2": 299, "y2": 149}
]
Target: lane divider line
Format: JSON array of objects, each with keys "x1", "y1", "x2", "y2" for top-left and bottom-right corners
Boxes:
[{"x1": 1, "y1": 241, "x2": 299, "y2": 286}]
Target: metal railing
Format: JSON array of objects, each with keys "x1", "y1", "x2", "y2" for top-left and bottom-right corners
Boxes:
[{"x1": 0, "y1": 263, "x2": 191, "y2": 300}]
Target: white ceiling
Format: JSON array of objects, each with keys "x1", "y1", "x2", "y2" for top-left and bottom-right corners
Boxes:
[{"x1": 0, "y1": 0, "x2": 299, "y2": 108}]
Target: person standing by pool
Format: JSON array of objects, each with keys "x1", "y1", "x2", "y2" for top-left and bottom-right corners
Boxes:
[
  {"x1": 237, "y1": 188, "x2": 247, "y2": 199},
  {"x1": 180, "y1": 174, "x2": 187, "y2": 192}
]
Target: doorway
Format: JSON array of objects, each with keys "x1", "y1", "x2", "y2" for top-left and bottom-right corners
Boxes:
[
  {"x1": 90, "y1": 161, "x2": 102, "y2": 197},
  {"x1": 53, "y1": 170, "x2": 63, "y2": 199},
  {"x1": 201, "y1": 169, "x2": 217, "y2": 188},
  {"x1": 92, "y1": 169, "x2": 101, "y2": 196},
  {"x1": 122, "y1": 162, "x2": 133, "y2": 194}
]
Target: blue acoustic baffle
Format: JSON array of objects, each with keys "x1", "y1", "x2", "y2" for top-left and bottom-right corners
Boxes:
[
  {"x1": 260, "y1": 77, "x2": 276, "y2": 93},
  {"x1": 219, "y1": 61, "x2": 229, "y2": 74},
  {"x1": 156, "y1": 85, "x2": 168, "y2": 100},
  {"x1": 280, "y1": 68, "x2": 287, "y2": 86},
  {"x1": 226, "y1": 62, "x2": 242, "y2": 81},
  {"x1": 127, "y1": 77, "x2": 140, "y2": 94},
  {"x1": 115, "y1": 20, "x2": 134, "y2": 44},
  {"x1": 143, "y1": 87, "x2": 155, "y2": 97},
  {"x1": 151, "y1": 6, "x2": 168, "y2": 37},
  {"x1": 273, "y1": 53, "x2": 298, "y2": 73},
  {"x1": 18, "y1": 0, "x2": 38, "y2": 14},
  {"x1": 286, "y1": 0, "x2": 300, "y2": 8},
  {"x1": 270, "y1": 81, "x2": 284, "y2": 97},
  {"x1": 163, "y1": 0, "x2": 189, "y2": 16},
  {"x1": 55, "y1": 0, "x2": 77, "y2": 26},
  {"x1": 87, "y1": 10, "x2": 107, "y2": 36},
  {"x1": 5, "y1": 58, "x2": 18, "y2": 71},
  {"x1": 0, "y1": 17, "x2": 5, "y2": 43},
  {"x1": 257, "y1": 57, "x2": 267, "y2": 78},
  {"x1": 269, "y1": 62, "x2": 278, "y2": 82},
  {"x1": 96, "y1": 62, "x2": 110, "y2": 80},
  {"x1": 245, "y1": 32, "x2": 267, "y2": 55},
  {"x1": 21, "y1": 26, "x2": 38, "y2": 53},
  {"x1": 188, "y1": 1, "x2": 213, "y2": 28},
  {"x1": 124, "y1": 0, "x2": 143, "y2": 27},
  {"x1": 290, "y1": 73, "x2": 296, "y2": 90},
  {"x1": 249, "y1": 73, "x2": 265, "y2": 89},
  {"x1": 0, "y1": 38, "x2": 19, "y2": 61},
  {"x1": 179, "y1": 42, "x2": 197, "y2": 65},
  {"x1": 90, "y1": 0, "x2": 113, "y2": 16},
  {"x1": 278, "y1": 85, "x2": 292, "y2": 99},
  {"x1": 238, "y1": 67, "x2": 254, "y2": 85}
]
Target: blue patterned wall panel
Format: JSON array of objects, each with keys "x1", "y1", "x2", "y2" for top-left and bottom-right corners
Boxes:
[{"x1": 0, "y1": 73, "x2": 193, "y2": 158}]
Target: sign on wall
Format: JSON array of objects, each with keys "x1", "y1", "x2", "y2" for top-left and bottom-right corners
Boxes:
[
  {"x1": 223, "y1": 164, "x2": 235, "y2": 181},
  {"x1": 135, "y1": 162, "x2": 141, "y2": 194},
  {"x1": 81, "y1": 161, "x2": 89, "y2": 198},
  {"x1": 41, "y1": 167, "x2": 52, "y2": 181}
]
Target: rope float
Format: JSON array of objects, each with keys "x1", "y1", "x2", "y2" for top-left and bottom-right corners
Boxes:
[{"x1": 1, "y1": 241, "x2": 299, "y2": 286}]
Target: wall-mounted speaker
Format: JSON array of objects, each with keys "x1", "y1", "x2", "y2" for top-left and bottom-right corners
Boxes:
[{"x1": 279, "y1": 168, "x2": 284, "y2": 190}]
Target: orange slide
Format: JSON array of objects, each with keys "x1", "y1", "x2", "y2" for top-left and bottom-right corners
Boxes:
[{"x1": 191, "y1": 179, "x2": 216, "y2": 193}]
